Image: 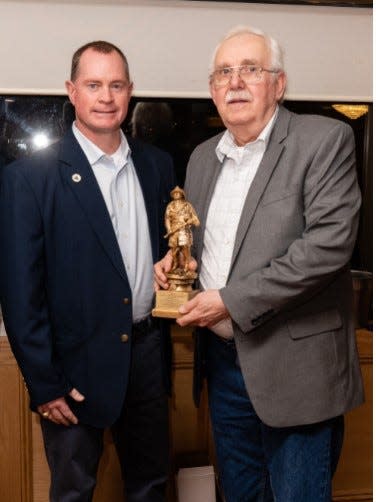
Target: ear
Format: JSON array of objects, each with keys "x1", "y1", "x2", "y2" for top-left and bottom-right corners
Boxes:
[
  {"x1": 209, "y1": 82, "x2": 217, "y2": 107},
  {"x1": 275, "y1": 72, "x2": 287, "y2": 102},
  {"x1": 127, "y1": 82, "x2": 134, "y2": 103},
  {"x1": 65, "y1": 80, "x2": 76, "y2": 105}
]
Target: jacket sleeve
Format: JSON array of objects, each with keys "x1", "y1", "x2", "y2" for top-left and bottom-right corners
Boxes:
[
  {"x1": 219, "y1": 122, "x2": 361, "y2": 333},
  {"x1": 0, "y1": 164, "x2": 71, "y2": 409}
]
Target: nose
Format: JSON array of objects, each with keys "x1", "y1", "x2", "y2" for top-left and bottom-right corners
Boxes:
[
  {"x1": 229, "y1": 69, "x2": 244, "y2": 88},
  {"x1": 99, "y1": 86, "x2": 113, "y2": 102}
]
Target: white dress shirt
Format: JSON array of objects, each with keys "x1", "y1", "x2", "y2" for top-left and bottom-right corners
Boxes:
[
  {"x1": 200, "y1": 108, "x2": 278, "y2": 338},
  {"x1": 72, "y1": 124, "x2": 154, "y2": 322}
]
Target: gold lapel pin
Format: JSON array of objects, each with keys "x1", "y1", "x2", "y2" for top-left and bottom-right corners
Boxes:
[{"x1": 72, "y1": 173, "x2": 82, "y2": 183}]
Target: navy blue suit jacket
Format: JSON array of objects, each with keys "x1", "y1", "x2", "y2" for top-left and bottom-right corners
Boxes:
[{"x1": 0, "y1": 129, "x2": 175, "y2": 427}]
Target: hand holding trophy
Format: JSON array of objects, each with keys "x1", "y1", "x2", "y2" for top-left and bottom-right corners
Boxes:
[{"x1": 152, "y1": 186, "x2": 200, "y2": 318}]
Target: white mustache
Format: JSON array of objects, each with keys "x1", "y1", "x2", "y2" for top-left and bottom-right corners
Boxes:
[{"x1": 225, "y1": 90, "x2": 252, "y2": 103}]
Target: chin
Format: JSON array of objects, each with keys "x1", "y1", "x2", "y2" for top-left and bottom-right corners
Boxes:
[
  {"x1": 225, "y1": 114, "x2": 253, "y2": 127},
  {"x1": 223, "y1": 107, "x2": 252, "y2": 121},
  {"x1": 92, "y1": 121, "x2": 121, "y2": 132}
]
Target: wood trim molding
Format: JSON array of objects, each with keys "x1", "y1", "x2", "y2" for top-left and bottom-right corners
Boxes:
[
  {"x1": 19, "y1": 370, "x2": 33, "y2": 502},
  {"x1": 0, "y1": 337, "x2": 33, "y2": 502},
  {"x1": 356, "y1": 329, "x2": 372, "y2": 363},
  {"x1": 333, "y1": 489, "x2": 373, "y2": 501},
  {"x1": 0, "y1": 336, "x2": 15, "y2": 364},
  {"x1": 172, "y1": 326, "x2": 194, "y2": 370}
]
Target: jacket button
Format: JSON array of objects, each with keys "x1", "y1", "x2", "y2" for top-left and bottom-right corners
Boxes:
[
  {"x1": 120, "y1": 334, "x2": 129, "y2": 343},
  {"x1": 123, "y1": 298, "x2": 130, "y2": 305}
]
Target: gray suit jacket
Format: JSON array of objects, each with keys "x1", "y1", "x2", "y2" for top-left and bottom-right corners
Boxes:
[{"x1": 185, "y1": 105, "x2": 364, "y2": 427}]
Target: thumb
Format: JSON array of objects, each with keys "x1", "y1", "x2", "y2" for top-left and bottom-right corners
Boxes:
[
  {"x1": 69, "y1": 387, "x2": 85, "y2": 402},
  {"x1": 188, "y1": 258, "x2": 197, "y2": 271},
  {"x1": 178, "y1": 295, "x2": 198, "y2": 315}
]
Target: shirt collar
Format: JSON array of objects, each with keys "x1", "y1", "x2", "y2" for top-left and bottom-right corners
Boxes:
[
  {"x1": 216, "y1": 105, "x2": 279, "y2": 163},
  {"x1": 72, "y1": 122, "x2": 130, "y2": 168}
]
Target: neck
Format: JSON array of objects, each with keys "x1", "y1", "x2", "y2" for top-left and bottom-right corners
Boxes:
[
  {"x1": 231, "y1": 126, "x2": 261, "y2": 146},
  {"x1": 94, "y1": 133, "x2": 122, "y2": 155},
  {"x1": 75, "y1": 122, "x2": 122, "y2": 154},
  {"x1": 229, "y1": 107, "x2": 277, "y2": 146}
]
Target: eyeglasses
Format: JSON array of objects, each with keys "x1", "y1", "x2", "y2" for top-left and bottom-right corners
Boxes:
[{"x1": 210, "y1": 65, "x2": 279, "y2": 87}]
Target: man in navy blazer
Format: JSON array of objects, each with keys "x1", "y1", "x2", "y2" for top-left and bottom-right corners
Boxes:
[{"x1": 0, "y1": 41, "x2": 175, "y2": 501}]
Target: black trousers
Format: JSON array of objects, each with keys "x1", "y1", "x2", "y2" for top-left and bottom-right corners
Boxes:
[{"x1": 41, "y1": 323, "x2": 169, "y2": 502}]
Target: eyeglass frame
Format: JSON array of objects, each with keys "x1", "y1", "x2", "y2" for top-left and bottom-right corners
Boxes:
[{"x1": 209, "y1": 65, "x2": 280, "y2": 87}]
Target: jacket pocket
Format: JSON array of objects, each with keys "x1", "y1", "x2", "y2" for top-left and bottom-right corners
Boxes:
[
  {"x1": 260, "y1": 184, "x2": 300, "y2": 207},
  {"x1": 287, "y1": 308, "x2": 342, "y2": 339}
]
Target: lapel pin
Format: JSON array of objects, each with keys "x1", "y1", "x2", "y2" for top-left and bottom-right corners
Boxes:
[{"x1": 72, "y1": 173, "x2": 82, "y2": 183}]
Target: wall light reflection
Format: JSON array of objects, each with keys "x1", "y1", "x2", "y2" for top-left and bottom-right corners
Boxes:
[{"x1": 32, "y1": 132, "x2": 50, "y2": 149}]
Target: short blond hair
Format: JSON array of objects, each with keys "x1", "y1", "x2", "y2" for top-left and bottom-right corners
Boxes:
[{"x1": 71, "y1": 41, "x2": 130, "y2": 82}]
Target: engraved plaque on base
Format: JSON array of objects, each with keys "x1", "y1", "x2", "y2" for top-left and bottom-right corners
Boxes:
[
  {"x1": 153, "y1": 269, "x2": 199, "y2": 318},
  {"x1": 152, "y1": 186, "x2": 200, "y2": 319},
  {"x1": 152, "y1": 289, "x2": 199, "y2": 319}
]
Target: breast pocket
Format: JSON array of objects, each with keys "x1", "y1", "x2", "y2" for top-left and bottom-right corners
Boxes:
[
  {"x1": 260, "y1": 184, "x2": 301, "y2": 207},
  {"x1": 255, "y1": 184, "x2": 304, "y2": 245}
]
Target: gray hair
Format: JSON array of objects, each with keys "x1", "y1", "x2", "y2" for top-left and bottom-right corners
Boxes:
[{"x1": 209, "y1": 25, "x2": 284, "y2": 75}]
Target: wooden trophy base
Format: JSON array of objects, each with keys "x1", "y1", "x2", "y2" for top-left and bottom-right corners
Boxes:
[{"x1": 152, "y1": 289, "x2": 199, "y2": 319}]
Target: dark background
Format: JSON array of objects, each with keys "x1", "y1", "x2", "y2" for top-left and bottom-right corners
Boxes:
[{"x1": 0, "y1": 95, "x2": 372, "y2": 274}]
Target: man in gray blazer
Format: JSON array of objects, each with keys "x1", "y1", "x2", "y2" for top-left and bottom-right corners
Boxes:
[{"x1": 155, "y1": 26, "x2": 364, "y2": 501}]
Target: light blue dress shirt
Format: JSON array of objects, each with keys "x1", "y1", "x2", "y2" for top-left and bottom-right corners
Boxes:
[{"x1": 72, "y1": 123, "x2": 154, "y2": 322}]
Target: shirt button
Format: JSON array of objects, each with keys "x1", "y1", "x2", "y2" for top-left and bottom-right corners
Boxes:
[
  {"x1": 123, "y1": 298, "x2": 130, "y2": 305},
  {"x1": 120, "y1": 334, "x2": 129, "y2": 343}
]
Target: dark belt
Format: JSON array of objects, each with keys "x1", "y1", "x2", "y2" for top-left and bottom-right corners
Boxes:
[
  {"x1": 215, "y1": 335, "x2": 236, "y2": 347},
  {"x1": 132, "y1": 314, "x2": 157, "y2": 335}
]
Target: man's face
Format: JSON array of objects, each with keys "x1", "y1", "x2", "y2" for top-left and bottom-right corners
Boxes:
[
  {"x1": 210, "y1": 33, "x2": 286, "y2": 141},
  {"x1": 65, "y1": 48, "x2": 132, "y2": 144}
]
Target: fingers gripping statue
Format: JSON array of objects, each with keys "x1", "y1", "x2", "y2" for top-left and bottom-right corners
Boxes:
[{"x1": 164, "y1": 186, "x2": 200, "y2": 273}]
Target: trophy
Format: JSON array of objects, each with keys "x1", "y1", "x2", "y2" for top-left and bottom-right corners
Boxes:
[{"x1": 152, "y1": 186, "x2": 200, "y2": 319}]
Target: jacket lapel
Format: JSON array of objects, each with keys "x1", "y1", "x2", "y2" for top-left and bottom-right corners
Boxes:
[
  {"x1": 230, "y1": 106, "x2": 291, "y2": 270},
  {"x1": 193, "y1": 152, "x2": 223, "y2": 263},
  {"x1": 58, "y1": 130, "x2": 128, "y2": 281},
  {"x1": 127, "y1": 137, "x2": 159, "y2": 262}
]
